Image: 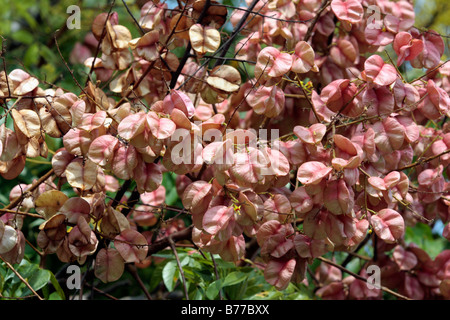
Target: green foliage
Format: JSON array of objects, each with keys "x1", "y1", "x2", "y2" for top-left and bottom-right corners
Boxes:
[
  {"x1": 151, "y1": 248, "x2": 313, "y2": 300},
  {"x1": 0, "y1": 0, "x2": 140, "y2": 93},
  {"x1": 405, "y1": 223, "x2": 450, "y2": 259},
  {"x1": 415, "y1": 0, "x2": 450, "y2": 36},
  {"x1": 0, "y1": 258, "x2": 65, "y2": 300}
]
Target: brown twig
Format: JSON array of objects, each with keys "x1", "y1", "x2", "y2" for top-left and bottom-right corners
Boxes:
[
  {"x1": 84, "y1": 283, "x2": 119, "y2": 300},
  {"x1": 169, "y1": 0, "x2": 212, "y2": 89},
  {"x1": 174, "y1": 0, "x2": 266, "y2": 92},
  {"x1": 121, "y1": 0, "x2": 145, "y2": 35},
  {"x1": 0, "y1": 36, "x2": 11, "y2": 97},
  {"x1": 86, "y1": 0, "x2": 117, "y2": 86},
  {"x1": 0, "y1": 208, "x2": 43, "y2": 219},
  {"x1": 25, "y1": 238, "x2": 44, "y2": 256},
  {"x1": 335, "y1": 93, "x2": 428, "y2": 129},
  {"x1": 54, "y1": 34, "x2": 88, "y2": 95},
  {"x1": 210, "y1": 253, "x2": 223, "y2": 300},
  {"x1": 0, "y1": 255, "x2": 44, "y2": 300},
  {"x1": 325, "y1": 84, "x2": 367, "y2": 135},
  {"x1": 408, "y1": 59, "x2": 449, "y2": 84},
  {"x1": 114, "y1": 0, "x2": 189, "y2": 107},
  {"x1": 110, "y1": 179, "x2": 131, "y2": 209},
  {"x1": 317, "y1": 256, "x2": 411, "y2": 300},
  {"x1": 127, "y1": 264, "x2": 152, "y2": 300},
  {"x1": 297, "y1": 76, "x2": 321, "y2": 123},
  {"x1": 4, "y1": 168, "x2": 54, "y2": 210},
  {"x1": 168, "y1": 236, "x2": 189, "y2": 300},
  {"x1": 395, "y1": 148, "x2": 450, "y2": 172},
  {"x1": 147, "y1": 225, "x2": 193, "y2": 256},
  {"x1": 210, "y1": 3, "x2": 315, "y2": 24},
  {"x1": 224, "y1": 60, "x2": 271, "y2": 131},
  {"x1": 304, "y1": 0, "x2": 331, "y2": 42},
  {"x1": 54, "y1": 33, "x2": 119, "y2": 124},
  {"x1": 212, "y1": 0, "x2": 261, "y2": 68},
  {"x1": 307, "y1": 267, "x2": 320, "y2": 287},
  {"x1": 119, "y1": 187, "x2": 141, "y2": 216}
]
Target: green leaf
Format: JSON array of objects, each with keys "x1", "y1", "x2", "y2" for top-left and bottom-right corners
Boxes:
[
  {"x1": 21, "y1": 268, "x2": 51, "y2": 297},
  {"x1": 222, "y1": 271, "x2": 248, "y2": 287},
  {"x1": 11, "y1": 30, "x2": 34, "y2": 45},
  {"x1": 191, "y1": 288, "x2": 204, "y2": 300},
  {"x1": 162, "y1": 260, "x2": 178, "y2": 292},
  {"x1": 152, "y1": 251, "x2": 175, "y2": 259},
  {"x1": 16, "y1": 4, "x2": 38, "y2": 28},
  {"x1": 205, "y1": 271, "x2": 250, "y2": 300},
  {"x1": 405, "y1": 223, "x2": 446, "y2": 259},
  {"x1": 165, "y1": 184, "x2": 179, "y2": 206},
  {"x1": 42, "y1": 283, "x2": 50, "y2": 300},
  {"x1": 191, "y1": 268, "x2": 215, "y2": 284},
  {"x1": 206, "y1": 279, "x2": 223, "y2": 300},
  {"x1": 0, "y1": 268, "x2": 4, "y2": 293},
  {"x1": 260, "y1": 290, "x2": 285, "y2": 300},
  {"x1": 5, "y1": 259, "x2": 53, "y2": 298},
  {"x1": 180, "y1": 255, "x2": 190, "y2": 267},
  {"x1": 49, "y1": 292, "x2": 64, "y2": 300},
  {"x1": 39, "y1": 45, "x2": 57, "y2": 64},
  {"x1": 212, "y1": 256, "x2": 236, "y2": 269},
  {"x1": 0, "y1": 192, "x2": 8, "y2": 208},
  {"x1": 28, "y1": 218, "x2": 46, "y2": 230},
  {"x1": 148, "y1": 264, "x2": 164, "y2": 292},
  {"x1": 39, "y1": 64, "x2": 59, "y2": 85},
  {"x1": 24, "y1": 43, "x2": 40, "y2": 67},
  {"x1": 49, "y1": 273, "x2": 65, "y2": 300},
  {"x1": 187, "y1": 257, "x2": 202, "y2": 269}
]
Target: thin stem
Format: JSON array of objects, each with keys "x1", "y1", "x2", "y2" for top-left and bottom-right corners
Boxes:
[
  {"x1": 25, "y1": 238, "x2": 44, "y2": 256},
  {"x1": 202, "y1": 55, "x2": 256, "y2": 64},
  {"x1": 284, "y1": 93, "x2": 306, "y2": 99},
  {"x1": 25, "y1": 159, "x2": 52, "y2": 165},
  {"x1": 0, "y1": 208, "x2": 43, "y2": 219},
  {"x1": 385, "y1": 50, "x2": 404, "y2": 82},
  {"x1": 417, "y1": 134, "x2": 440, "y2": 160},
  {"x1": 54, "y1": 34, "x2": 88, "y2": 95},
  {"x1": 297, "y1": 75, "x2": 321, "y2": 123},
  {"x1": 86, "y1": 0, "x2": 117, "y2": 86},
  {"x1": 147, "y1": 225, "x2": 193, "y2": 256},
  {"x1": 54, "y1": 34, "x2": 119, "y2": 123},
  {"x1": 120, "y1": 187, "x2": 141, "y2": 216},
  {"x1": 317, "y1": 257, "x2": 411, "y2": 300},
  {"x1": 345, "y1": 250, "x2": 372, "y2": 261},
  {"x1": 111, "y1": 179, "x2": 131, "y2": 209},
  {"x1": 341, "y1": 233, "x2": 370, "y2": 268},
  {"x1": 395, "y1": 148, "x2": 450, "y2": 171},
  {"x1": 85, "y1": 283, "x2": 119, "y2": 300},
  {"x1": 372, "y1": 233, "x2": 378, "y2": 262},
  {"x1": 335, "y1": 93, "x2": 428, "y2": 129},
  {"x1": 210, "y1": 3, "x2": 314, "y2": 24},
  {"x1": 127, "y1": 264, "x2": 152, "y2": 300},
  {"x1": 4, "y1": 168, "x2": 54, "y2": 210},
  {"x1": 210, "y1": 253, "x2": 223, "y2": 300},
  {"x1": 169, "y1": 236, "x2": 189, "y2": 300},
  {"x1": 304, "y1": 0, "x2": 331, "y2": 42},
  {"x1": 259, "y1": 116, "x2": 269, "y2": 130},
  {"x1": 409, "y1": 60, "x2": 449, "y2": 84},
  {"x1": 121, "y1": 0, "x2": 145, "y2": 35},
  {"x1": 0, "y1": 255, "x2": 44, "y2": 300},
  {"x1": 307, "y1": 267, "x2": 320, "y2": 287},
  {"x1": 1, "y1": 36, "x2": 12, "y2": 96},
  {"x1": 169, "y1": 0, "x2": 212, "y2": 89},
  {"x1": 212, "y1": 0, "x2": 261, "y2": 68}
]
